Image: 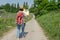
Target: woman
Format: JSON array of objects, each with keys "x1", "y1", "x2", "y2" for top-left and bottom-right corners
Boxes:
[{"x1": 16, "y1": 7, "x2": 26, "y2": 38}]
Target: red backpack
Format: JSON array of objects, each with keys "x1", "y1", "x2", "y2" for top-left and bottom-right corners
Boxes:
[{"x1": 16, "y1": 11, "x2": 24, "y2": 25}]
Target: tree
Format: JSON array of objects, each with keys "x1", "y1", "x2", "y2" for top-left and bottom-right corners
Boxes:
[
  {"x1": 10, "y1": 3, "x2": 18, "y2": 13},
  {"x1": 25, "y1": 2, "x2": 29, "y2": 9},
  {"x1": 23, "y1": 2, "x2": 29, "y2": 9},
  {"x1": 0, "y1": 3, "x2": 18, "y2": 13},
  {"x1": 23, "y1": 2, "x2": 26, "y2": 8},
  {"x1": 29, "y1": 0, "x2": 59, "y2": 16},
  {"x1": 16, "y1": 3, "x2": 19, "y2": 11},
  {"x1": 10, "y1": 4, "x2": 14, "y2": 12},
  {"x1": 4, "y1": 3, "x2": 10, "y2": 12},
  {"x1": 0, "y1": 5, "x2": 4, "y2": 9},
  {"x1": 17, "y1": 3, "x2": 19, "y2": 9},
  {"x1": 58, "y1": 0, "x2": 60, "y2": 2},
  {"x1": 29, "y1": 4, "x2": 35, "y2": 13},
  {"x1": 13, "y1": 4, "x2": 16, "y2": 8},
  {"x1": 58, "y1": 0, "x2": 60, "y2": 8}
]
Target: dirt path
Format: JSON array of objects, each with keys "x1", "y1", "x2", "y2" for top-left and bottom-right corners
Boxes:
[{"x1": 1, "y1": 17, "x2": 48, "y2": 40}]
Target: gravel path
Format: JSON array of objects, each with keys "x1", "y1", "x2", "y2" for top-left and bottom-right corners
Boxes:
[{"x1": 1, "y1": 18, "x2": 48, "y2": 40}]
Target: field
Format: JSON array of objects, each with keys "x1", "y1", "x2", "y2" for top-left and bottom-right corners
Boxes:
[
  {"x1": 0, "y1": 11, "x2": 32, "y2": 37},
  {"x1": 36, "y1": 10, "x2": 60, "y2": 40},
  {"x1": 0, "y1": 11, "x2": 16, "y2": 37}
]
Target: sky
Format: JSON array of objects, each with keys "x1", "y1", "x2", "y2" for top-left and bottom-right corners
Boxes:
[
  {"x1": 0, "y1": 0, "x2": 34, "y2": 8},
  {"x1": 48, "y1": 0, "x2": 58, "y2": 2}
]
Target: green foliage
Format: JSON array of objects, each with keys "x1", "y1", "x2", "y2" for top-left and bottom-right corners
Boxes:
[
  {"x1": 29, "y1": 0, "x2": 59, "y2": 16},
  {"x1": 3, "y1": 3, "x2": 10, "y2": 12},
  {"x1": 0, "y1": 2, "x2": 29, "y2": 13},
  {"x1": 0, "y1": 17, "x2": 15, "y2": 37},
  {"x1": 10, "y1": 4, "x2": 18, "y2": 13},
  {"x1": 17, "y1": 3, "x2": 19, "y2": 9},
  {"x1": 40, "y1": 10, "x2": 48, "y2": 16},
  {"x1": 36, "y1": 10, "x2": 60, "y2": 40},
  {"x1": 58, "y1": 2, "x2": 60, "y2": 8},
  {"x1": 29, "y1": 5, "x2": 35, "y2": 13},
  {"x1": 0, "y1": 12, "x2": 16, "y2": 37},
  {"x1": 44, "y1": 2, "x2": 58, "y2": 11},
  {"x1": 0, "y1": 3, "x2": 18, "y2": 13},
  {"x1": 17, "y1": 3, "x2": 19, "y2": 11},
  {"x1": 0, "y1": 5, "x2": 4, "y2": 9},
  {"x1": 23, "y1": 2, "x2": 29, "y2": 9}
]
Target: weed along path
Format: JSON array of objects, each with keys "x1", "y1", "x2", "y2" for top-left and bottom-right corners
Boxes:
[{"x1": 1, "y1": 17, "x2": 48, "y2": 40}]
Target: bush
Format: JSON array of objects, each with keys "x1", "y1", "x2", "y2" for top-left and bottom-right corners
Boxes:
[
  {"x1": 40, "y1": 10, "x2": 48, "y2": 16},
  {"x1": 44, "y1": 3, "x2": 58, "y2": 11},
  {"x1": 0, "y1": 17, "x2": 15, "y2": 37},
  {"x1": 58, "y1": 2, "x2": 60, "y2": 8}
]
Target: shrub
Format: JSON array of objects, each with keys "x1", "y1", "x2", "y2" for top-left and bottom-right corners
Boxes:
[
  {"x1": 40, "y1": 10, "x2": 48, "y2": 16},
  {"x1": 44, "y1": 2, "x2": 58, "y2": 11},
  {"x1": 58, "y1": 2, "x2": 60, "y2": 8}
]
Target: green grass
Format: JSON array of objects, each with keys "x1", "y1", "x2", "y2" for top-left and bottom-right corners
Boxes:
[
  {"x1": 36, "y1": 10, "x2": 60, "y2": 40},
  {"x1": 0, "y1": 18, "x2": 15, "y2": 35},
  {"x1": 0, "y1": 11, "x2": 32, "y2": 37},
  {"x1": 0, "y1": 13, "x2": 16, "y2": 37}
]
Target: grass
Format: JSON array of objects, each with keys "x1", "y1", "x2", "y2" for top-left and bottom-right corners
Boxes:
[
  {"x1": 0, "y1": 11, "x2": 32, "y2": 38},
  {"x1": 0, "y1": 18, "x2": 15, "y2": 36},
  {"x1": 36, "y1": 10, "x2": 60, "y2": 40},
  {"x1": 0, "y1": 12, "x2": 16, "y2": 37}
]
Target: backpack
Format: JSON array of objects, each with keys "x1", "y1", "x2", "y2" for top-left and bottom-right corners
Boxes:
[{"x1": 17, "y1": 11, "x2": 24, "y2": 25}]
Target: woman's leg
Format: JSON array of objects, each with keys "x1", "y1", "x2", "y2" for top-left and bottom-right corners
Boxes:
[
  {"x1": 17, "y1": 24, "x2": 21, "y2": 38},
  {"x1": 22, "y1": 23, "x2": 26, "y2": 32},
  {"x1": 21, "y1": 23, "x2": 26, "y2": 37}
]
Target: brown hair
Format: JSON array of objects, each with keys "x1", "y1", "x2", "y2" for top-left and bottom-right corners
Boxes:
[{"x1": 19, "y1": 8, "x2": 24, "y2": 11}]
